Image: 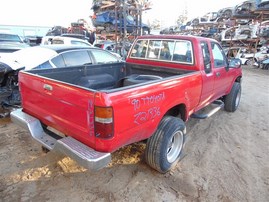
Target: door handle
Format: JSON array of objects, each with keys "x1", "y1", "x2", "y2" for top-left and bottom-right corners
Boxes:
[{"x1": 216, "y1": 72, "x2": 221, "y2": 77}]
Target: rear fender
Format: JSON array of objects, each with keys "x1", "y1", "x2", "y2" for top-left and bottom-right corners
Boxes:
[{"x1": 165, "y1": 103, "x2": 187, "y2": 121}]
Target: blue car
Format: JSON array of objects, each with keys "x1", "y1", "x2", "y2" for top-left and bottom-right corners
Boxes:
[{"x1": 93, "y1": 11, "x2": 150, "y2": 34}]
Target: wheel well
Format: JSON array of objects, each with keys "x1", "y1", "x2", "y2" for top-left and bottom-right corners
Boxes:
[
  {"x1": 164, "y1": 104, "x2": 187, "y2": 121},
  {"x1": 235, "y1": 76, "x2": 242, "y2": 83}
]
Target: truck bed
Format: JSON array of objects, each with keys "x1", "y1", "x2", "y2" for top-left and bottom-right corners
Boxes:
[
  {"x1": 18, "y1": 62, "x2": 200, "y2": 154},
  {"x1": 26, "y1": 62, "x2": 195, "y2": 91}
]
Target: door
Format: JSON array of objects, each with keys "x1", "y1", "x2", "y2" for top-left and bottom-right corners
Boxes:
[
  {"x1": 199, "y1": 41, "x2": 215, "y2": 107},
  {"x1": 210, "y1": 42, "x2": 233, "y2": 99}
]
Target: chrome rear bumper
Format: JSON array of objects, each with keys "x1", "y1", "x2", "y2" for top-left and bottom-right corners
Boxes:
[{"x1": 10, "y1": 109, "x2": 111, "y2": 171}]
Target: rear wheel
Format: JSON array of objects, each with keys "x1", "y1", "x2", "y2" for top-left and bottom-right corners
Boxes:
[
  {"x1": 145, "y1": 116, "x2": 186, "y2": 173},
  {"x1": 224, "y1": 82, "x2": 241, "y2": 112}
]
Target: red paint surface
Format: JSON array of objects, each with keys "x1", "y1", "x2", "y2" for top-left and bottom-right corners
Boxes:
[{"x1": 20, "y1": 35, "x2": 242, "y2": 152}]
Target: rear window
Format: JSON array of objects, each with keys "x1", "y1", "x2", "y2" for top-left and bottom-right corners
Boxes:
[
  {"x1": 90, "y1": 49, "x2": 118, "y2": 63},
  {"x1": 130, "y1": 39, "x2": 194, "y2": 64},
  {"x1": 0, "y1": 33, "x2": 22, "y2": 42},
  {"x1": 70, "y1": 40, "x2": 90, "y2": 46},
  {"x1": 51, "y1": 39, "x2": 64, "y2": 44},
  {"x1": 61, "y1": 50, "x2": 92, "y2": 66},
  {"x1": 94, "y1": 44, "x2": 103, "y2": 48}
]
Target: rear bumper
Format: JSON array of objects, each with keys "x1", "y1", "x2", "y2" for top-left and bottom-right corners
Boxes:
[{"x1": 10, "y1": 109, "x2": 111, "y2": 171}]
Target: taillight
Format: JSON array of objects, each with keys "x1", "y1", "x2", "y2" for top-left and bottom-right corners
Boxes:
[{"x1": 95, "y1": 106, "x2": 114, "y2": 139}]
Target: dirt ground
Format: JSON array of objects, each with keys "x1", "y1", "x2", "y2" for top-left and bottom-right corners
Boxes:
[{"x1": 0, "y1": 67, "x2": 268, "y2": 202}]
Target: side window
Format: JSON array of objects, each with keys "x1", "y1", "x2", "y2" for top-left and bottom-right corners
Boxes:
[
  {"x1": 61, "y1": 50, "x2": 92, "y2": 67},
  {"x1": 201, "y1": 41, "x2": 211, "y2": 74},
  {"x1": 130, "y1": 40, "x2": 148, "y2": 58},
  {"x1": 35, "y1": 61, "x2": 54, "y2": 69},
  {"x1": 172, "y1": 40, "x2": 193, "y2": 64},
  {"x1": 211, "y1": 42, "x2": 227, "y2": 68},
  {"x1": 51, "y1": 55, "x2": 65, "y2": 67},
  {"x1": 91, "y1": 49, "x2": 118, "y2": 63}
]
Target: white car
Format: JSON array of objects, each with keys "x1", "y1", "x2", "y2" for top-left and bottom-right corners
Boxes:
[
  {"x1": 0, "y1": 45, "x2": 123, "y2": 106},
  {"x1": 221, "y1": 24, "x2": 259, "y2": 42},
  {"x1": 0, "y1": 33, "x2": 30, "y2": 57},
  {"x1": 190, "y1": 12, "x2": 221, "y2": 26},
  {"x1": 225, "y1": 46, "x2": 269, "y2": 65},
  {"x1": 41, "y1": 35, "x2": 122, "y2": 58},
  {"x1": 41, "y1": 35, "x2": 92, "y2": 47}
]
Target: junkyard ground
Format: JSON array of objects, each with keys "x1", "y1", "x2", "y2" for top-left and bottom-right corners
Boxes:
[{"x1": 0, "y1": 67, "x2": 268, "y2": 202}]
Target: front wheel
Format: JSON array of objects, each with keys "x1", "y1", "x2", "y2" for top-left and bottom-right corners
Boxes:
[
  {"x1": 224, "y1": 82, "x2": 241, "y2": 112},
  {"x1": 145, "y1": 116, "x2": 186, "y2": 173},
  {"x1": 245, "y1": 58, "x2": 256, "y2": 66}
]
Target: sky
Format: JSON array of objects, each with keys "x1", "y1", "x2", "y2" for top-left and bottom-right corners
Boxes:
[{"x1": 0, "y1": 0, "x2": 244, "y2": 28}]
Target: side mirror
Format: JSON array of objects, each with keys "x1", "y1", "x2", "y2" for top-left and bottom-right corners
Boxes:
[{"x1": 229, "y1": 58, "x2": 241, "y2": 68}]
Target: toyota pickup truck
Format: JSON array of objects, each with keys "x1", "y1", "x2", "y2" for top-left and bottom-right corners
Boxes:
[{"x1": 11, "y1": 35, "x2": 242, "y2": 173}]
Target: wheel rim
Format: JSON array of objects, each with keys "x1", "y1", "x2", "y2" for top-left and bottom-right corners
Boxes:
[
  {"x1": 246, "y1": 59, "x2": 252, "y2": 66},
  {"x1": 167, "y1": 131, "x2": 184, "y2": 163},
  {"x1": 246, "y1": 59, "x2": 256, "y2": 66},
  {"x1": 235, "y1": 88, "x2": 241, "y2": 107}
]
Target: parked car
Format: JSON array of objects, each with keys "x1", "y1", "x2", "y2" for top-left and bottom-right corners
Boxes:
[
  {"x1": 257, "y1": 0, "x2": 269, "y2": 11},
  {"x1": 257, "y1": 20, "x2": 269, "y2": 37},
  {"x1": 93, "y1": 10, "x2": 150, "y2": 34},
  {"x1": 61, "y1": 33, "x2": 90, "y2": 41},
  {"x1": 94, "y1": 40, "x2": 115, "y2": 51},
  {"x1": 159, "y1": 26, "x2": 179, "y2": 34},
  {"x1": 221, "y1": 24, "x2": 259, "y2": 42},
  {"x1": 225, "y1": 46, "x2": 269, "y2": 65},
  {"x1": 41, "y1": 34, "x2": 94, "y2": 45},
  {"x1": 45, "y1": 26, "x2": 68, "y2": 36},
  {"x1": 217, "y1": 7, "x2": 234, "y2": 19},
  {"x1": 190, "y1": 12, "x2": 222, "y2": 26},
  {"x1": 232, "y1": 0, "x2": 258, "y2": 18},
  {"x1": 0, "y1": 45, "x2": 123, "y2": 106},
  {"x1": 51, "y1": 36, "x2": 93, "y2": 47},
  {"x1": 0, "y1": 33, "x2": 30, "y2": 57},
  {"x1": 258, "y1": 57, "x2": 269, "y2": 69}
]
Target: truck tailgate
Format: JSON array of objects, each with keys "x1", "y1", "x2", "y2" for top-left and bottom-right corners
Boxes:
[{"x1": 19, "y1": 71, "x2": 96, "y2": 149}]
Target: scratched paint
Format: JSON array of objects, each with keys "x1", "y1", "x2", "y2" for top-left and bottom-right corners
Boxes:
[
  {"x1": 130, "y1": 92, "x2": 165, "y2": 111},
  {"x1": 88, "y1": 100, "x2": 94, "y2": 136},
  {"x1": 130, "y1": 92, "x2": 165, "y2": 125},
  {"x1": 134, "y1": 107, "x2": 161, "y2": 125}
]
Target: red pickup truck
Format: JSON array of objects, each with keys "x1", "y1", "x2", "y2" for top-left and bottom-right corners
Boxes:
[{"x1": 11, "y1": 35, "x2": 242, "y2": 173}]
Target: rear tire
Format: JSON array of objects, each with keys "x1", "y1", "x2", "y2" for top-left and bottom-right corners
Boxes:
[
  {"x1": 145, "y1": 116, "x2": 186, "y2": 173},
  {"x1": 224, "y1": 82, "x2": 241, "y2": 112}
]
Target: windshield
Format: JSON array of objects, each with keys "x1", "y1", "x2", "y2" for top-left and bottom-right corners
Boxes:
[{"x1": 0, "y1": 33, "x2": 23, "y2": 43}]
